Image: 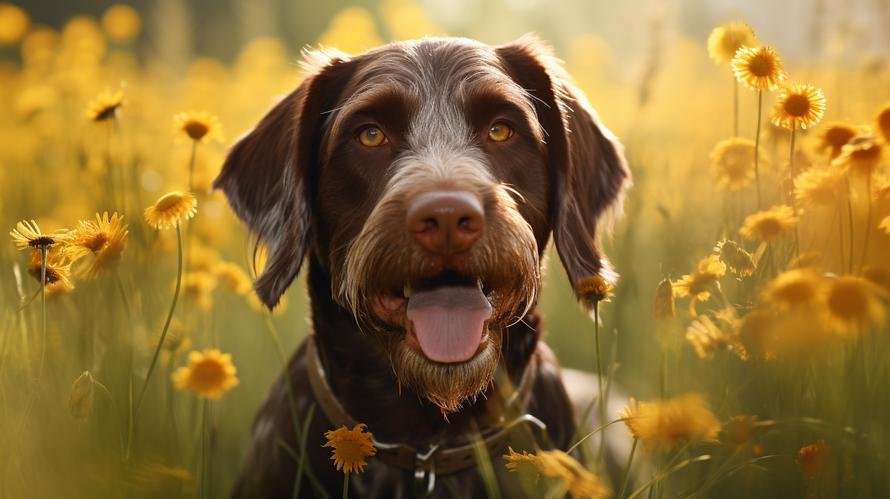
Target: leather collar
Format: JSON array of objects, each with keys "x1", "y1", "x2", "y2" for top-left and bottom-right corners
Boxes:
[{"x1": 305, "y1": 335, "x2": 545, "y2": 480}]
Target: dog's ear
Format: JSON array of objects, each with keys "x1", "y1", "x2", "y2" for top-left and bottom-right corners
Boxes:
[
  {"x1": 214, "y1": 52, "x2": 357, "y2": 309},
  {"x1": 497, "y1": 35, "x2": 631, "y2": 306}
]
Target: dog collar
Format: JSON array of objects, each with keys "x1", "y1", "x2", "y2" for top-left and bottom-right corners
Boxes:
[{"x1": 305, "y1": 334, "x2": 545, "y2": 484}]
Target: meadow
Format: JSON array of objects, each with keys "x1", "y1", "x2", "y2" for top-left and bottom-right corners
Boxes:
[{"x1": 1, "y1": 1, "x2": 889, "y2": 498}]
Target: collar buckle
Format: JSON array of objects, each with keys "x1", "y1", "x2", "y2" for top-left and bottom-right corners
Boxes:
[{"x1": 413, "y1": 443, "x2": 439, "y2": 496}]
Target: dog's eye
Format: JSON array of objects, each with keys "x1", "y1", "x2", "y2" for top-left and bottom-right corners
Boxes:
[
  {"x1": 358, "y1": 126, "x2": 388, "y2": 147},
  {"x1": 488, "y1": 122, "x2": 513, "y2": 142}
]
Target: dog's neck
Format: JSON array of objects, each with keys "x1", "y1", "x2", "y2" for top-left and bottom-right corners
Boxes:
[{"x1": 305, "y1": 256, "x2": 540, "y2": 445}]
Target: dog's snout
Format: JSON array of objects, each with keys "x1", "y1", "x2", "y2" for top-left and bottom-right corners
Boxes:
[{"x1": 407, "y1": 191, "x2": 484, "y2": 255}]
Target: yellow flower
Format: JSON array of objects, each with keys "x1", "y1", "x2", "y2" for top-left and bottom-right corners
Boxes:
[
  {"x1": 620, "y1": 393, "x2": 721, "y2": 452},
  {"x1": 10, "y1": 219, "x2": 69, "y2": 249},
  {"x1": 686, "y1": 315, "x2": 734, "y2": 359},
  {"x1": 653, "y1": 278, "x2": 675, "y2": 320},
  {"x1": 731, "y1": 46, "x2": 786, "y2": 91},
  {"x1": 876, "y1": 103, "x2": 890, "y2": 143},
  {"x1": 101, "y1": 4, "x2": 141, "y2": 43},
  {"x1": 214, "y1": 261, "x2": 252, "y2": 295},
  {"x1": 706, "y1": 22, "x2": 756, "y2": 64},
  {"x1": 715, "y1": 240, "x2": 755, "y2": 277},
  {"x1": 794, "y1": 166, "x2": 846, "y2": 208},
  {"x1": 182, "y1": 271, "x2": 217, "y2": 311},
  {"x1": 173, "y1": 110, "x2": 224, "y2": 143},
  {"x1": 762, "y1": 269, "x2": 824, "y2": 310},
  {"x1": 66, "y1": 212, "x2": 128, "y2": 278},
  {"x1": 770, "y1": 83, "x2": 826, "y2": 130},
  {"x1": 575, "y1": 274, "x2": 613, "y2": 307},
  {"x1": 86, "y1": 88, "x2": 125, "y2": 122},
  {"x1": 834, "y1": 133, "x2": 883, "y2": 177},
  {"x1": 504, "y1": 447, "x2": 609, "y2": 499},
  {"x1": 144, "y1": 191, "x2": 198, "y2": 230},
  {"x1": 323, "y1": 424, "x2": 376, "y2": 474},
  {"x1": 710, "y1": 138, "x2": 761, "y2": 190},
  {"x1": 739, "y1": 205, "x2": 798, "y2": 241},
  {"x1": 672, "y1": 255, "x2": 726, "y2": 315},
  {"x1": 818, "y1": 122, "x2": 857, "y2": 159},
  {"x1": 823, "y1": 275, "x2": 887, "y2": 334},
  {"x1": 880, "y1": 216, "x2": 890, "y2": 235},
  {"x1": 171, "y1": 349, "x2": 239, "y2": 399},
  {"x1": 735, "y1": 308, "x2": 775, "y2": 361},
  {"x1": 27, "y1": 249, "x2": 73, "y2": 288},
  {"x1": 0, "y1": 2, "x2": 29, "y2": 44},
  {"x1": 797, "y1": 440, "x2": 830, "y2": 480}
]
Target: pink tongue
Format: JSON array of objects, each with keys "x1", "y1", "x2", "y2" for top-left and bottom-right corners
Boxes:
[{"x1": 407, "y1": 285, "x2": 492, "y2": 363}]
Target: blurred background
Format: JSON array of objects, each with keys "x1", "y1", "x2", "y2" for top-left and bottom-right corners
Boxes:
[{"x1": 2, "y1": 0, "x2": 890, "y2": 497}]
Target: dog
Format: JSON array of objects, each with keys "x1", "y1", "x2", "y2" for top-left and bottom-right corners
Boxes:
[{"x1": 214, "y1": 34, "x2": 630, "y2": 498}]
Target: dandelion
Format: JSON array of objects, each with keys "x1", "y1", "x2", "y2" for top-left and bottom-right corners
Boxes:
[
  {"x1": 818, "y1": 122, "x2": 857, "y2": 159},
  {"x1": 794, "y1": 166, "x2": 846, "y2": 208},
  {"x1": 875, "y1": 103, "x2": 890, "y2": 143},
  {"x1": 686, "y1": 315, "x2": 734, "y2": 359},
  {"x1": 504, "y1": 447, "x2": 609, "y2": 499},
  {"x1": 144, "y1": 191, "x2": 198, "y2": 230},
  {"x1": 575, "y1": 274, "x2": 613, "y2": 307},
  {"x1": 710, "y1": 138, "x2": 760, "y2": 190},
  {"x1": 86, "y1": 88, "x2": 125, "y2": 122},
  {"x1": 171, "y1": 348, "x2": 239, "y2": 398},
  {"x1": 672, "y1": 255, "x2": 726, "y2": 315},
  {"x1": 173, "y1": 110, "x2": 223, "y2": 144},
  {"x1": 653, "y1": 278, "x2": 675, "y2": 320},
  {"x1": 707, "y1": 22, "x2": 756, "y2": 64},
  {"x1": 101, "y1": 4, "x2": 141, "y2": 43},
  {"x1": 323, "y1": 423, "x2": 376, "y2": 497},
  {"x1": 181, "y1": 271, "x2": 217, "y2": 311},
  {"x1": 65, "y1": 212, "x2": 128, "y2": 278},
  {"x1": 797, "y1": 440, "x2": 830, "y2": 480},
  {"x1": 715, "y1": 239, "x2": 755, "y2": 277},
  {"x1": 27, "y1": 249, "x2": 73, "y2": 288},
  {"x1": 619, "y1": 393, "x2": 721, "y2": 451},
  {"x1": 739, "y1": 205, "x2": 798, "y2": 241},
  {"x1": 215, "y1": 261, "x2": 252, "y2": 294},
  {"x1": 762, "y1": 269, "x2": 824, "y2": 310},
  {"x1": 880, "y1": 216, "x2": 890, "y2": 235},
  {"x1": 823, "y1": 275, "x2": 887, "y2": 334},
  {"x1": 10, "y1": 219, "x2": 68, "y2": 250},
  {"x1": 0, "y1": 2, "x2": 29, "y2": 44},
  {"x1": 771, "y1": 83, "x2": 826, "y2": 131},
  {"x1": 735, "y1": 309, "x2": 775, "y2": 361},
  {"x1": 835, "y1": 133, "x2": 882, "y2": 177},
  {"x1": 732, "y1": 46, "x2": 786, "y2": 91}
]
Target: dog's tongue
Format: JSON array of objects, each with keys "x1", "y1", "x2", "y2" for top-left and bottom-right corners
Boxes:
[{"x1": 407, "y1": 285, "x2": 492, "y2": 363}]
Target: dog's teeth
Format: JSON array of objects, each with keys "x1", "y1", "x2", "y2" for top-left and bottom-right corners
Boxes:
[{"x1": 403, "y1": 284, "x2": 413, "y2": 298}]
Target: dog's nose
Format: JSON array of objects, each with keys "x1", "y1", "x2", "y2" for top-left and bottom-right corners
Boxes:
[{"x1": 407, "y1": 191, "x2": 485, "y2": 255}]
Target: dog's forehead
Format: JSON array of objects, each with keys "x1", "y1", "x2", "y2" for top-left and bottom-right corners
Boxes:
[{"x1": 343, "y1": 39, "x2": 537, "y2": 145}]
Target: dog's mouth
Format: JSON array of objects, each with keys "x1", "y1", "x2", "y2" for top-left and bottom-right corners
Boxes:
[{"x1": 374, "y1": 271, "x2": 494, "y2": 364}]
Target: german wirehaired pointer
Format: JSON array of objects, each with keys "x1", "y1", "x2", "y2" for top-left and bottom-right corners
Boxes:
[{"x1": 215, "y1": 35, "x2": 630, "y2": 498}]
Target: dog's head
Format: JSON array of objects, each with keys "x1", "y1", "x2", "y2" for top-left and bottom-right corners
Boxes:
[{"x1": 214, "y1": 36, "x2": 629, "y2": 413}]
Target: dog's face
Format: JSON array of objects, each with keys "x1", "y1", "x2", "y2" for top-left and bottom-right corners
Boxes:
[{"x1": 215, "y1": 36, "x2": 629, "y2": 413}]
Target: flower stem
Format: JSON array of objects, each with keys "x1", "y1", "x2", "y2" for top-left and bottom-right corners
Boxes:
[
  {"x1": 753, "y1": 90, "x2": 763, "y2": 209},
  {"x1": 132, "y1": 223, "x2": 184, "y2": 445},
  {"x1": 201, "y1": 399, "x2": 209, "y2": 499},
  {"x1": 789, "y1": 128, "x2": 800, "y2": 256},
  {"x1": 38, "y1": 246, "x2": 47, "y2": 381},
  {"x1": 861, "y1": 171, "x2": 873, "y2": 266},
  {"x1": 594, "y1": 302, "x2": 607, "y2": 472},
  {"x1": 342, "y1": 472, "x2": 349, "y2": 499},
  {"x1": 185, "y1": 140, "x2": 198, "y2": 276},
  {"x1": 617, "y1": 438, "x2": 639, "y2": 499},
  {"x1": 845, "y1": 177, "x2": 855, "y2": 273},
  {"x1": 733, "y1": 79, "x2": 739, "y2": 137}
]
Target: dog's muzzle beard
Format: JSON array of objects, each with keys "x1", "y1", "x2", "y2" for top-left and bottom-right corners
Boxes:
[{"x1": 336, "y1": 180, "x2": 540, "y2": 414}]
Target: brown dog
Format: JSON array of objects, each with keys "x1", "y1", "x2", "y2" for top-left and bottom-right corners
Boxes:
[{"x1": 215, "y1": 35, "x2": 630, "y2": 498}]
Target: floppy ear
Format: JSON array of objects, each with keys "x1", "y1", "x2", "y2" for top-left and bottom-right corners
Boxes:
[
  {"x1": 497, "y1": 35, "x2": 631, "y2": 305},
  {"x1": 213, "y1": 52, "x2": 357, "y2": 309}
]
